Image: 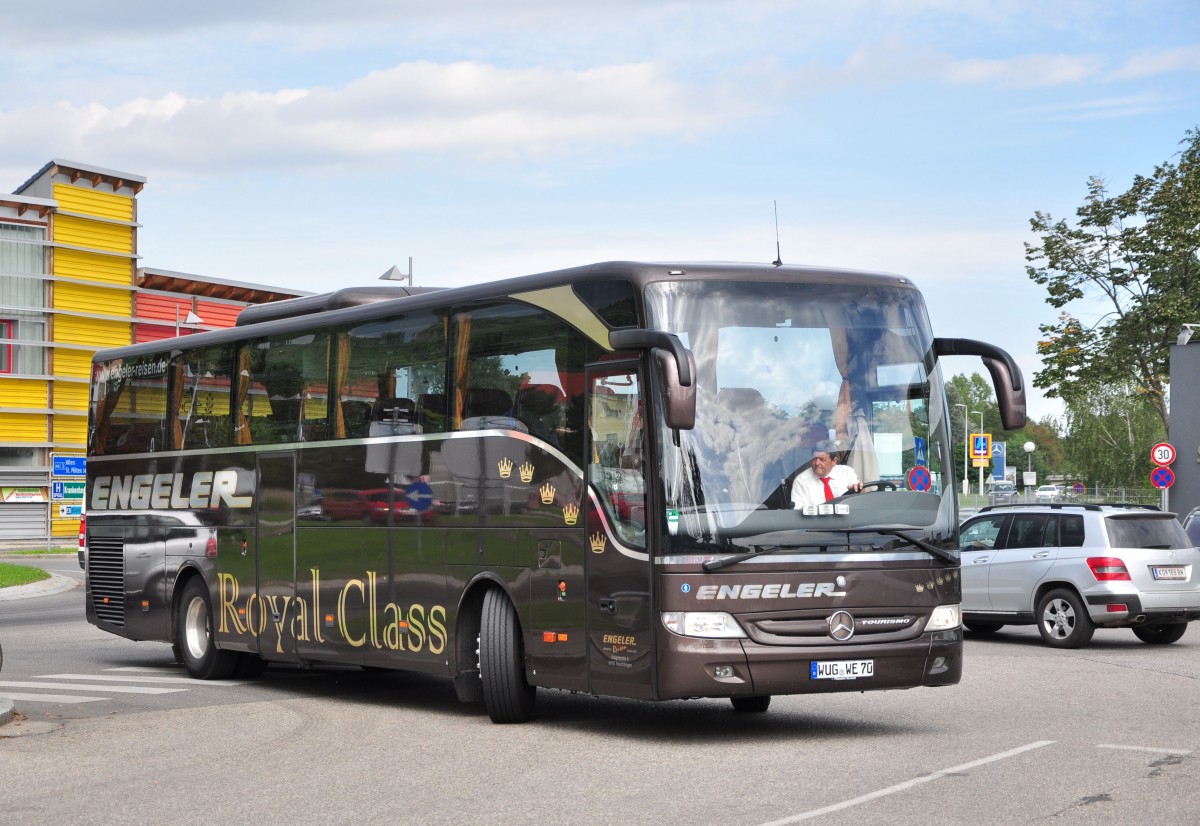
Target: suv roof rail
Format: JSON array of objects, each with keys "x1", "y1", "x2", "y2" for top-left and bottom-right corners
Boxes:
[{"x1": 977, "y1": 502, "x2": 1162, "y2": 514}]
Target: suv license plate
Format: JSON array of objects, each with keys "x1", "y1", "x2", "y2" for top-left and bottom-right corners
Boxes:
[
  {"x1": 1152, "y1": 566, "x2": 1186, "y2": 580},
  {"x1": 811, "y1": 659, "x2": 874, "y2": 680}
]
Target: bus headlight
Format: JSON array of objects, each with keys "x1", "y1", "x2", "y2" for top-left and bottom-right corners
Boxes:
[
  {"x1": 926, "y1": 604, "x2": 962, "y2": 632},
  {"x1": 661, "y1": 611, "x2": 747, "y2": 638}
]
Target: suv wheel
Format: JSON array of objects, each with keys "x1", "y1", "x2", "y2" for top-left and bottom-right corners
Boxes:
[
  {"x1": 1131, "y1": 623, "x2": 1188, "y2": 645},
  {"x1": 1036, "y1": 588, "x2": 1095, "y2": 649}
]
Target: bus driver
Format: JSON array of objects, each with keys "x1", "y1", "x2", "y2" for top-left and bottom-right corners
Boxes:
[{"x1": 791, "y1": 440, "x2": 863, "y2": 509}]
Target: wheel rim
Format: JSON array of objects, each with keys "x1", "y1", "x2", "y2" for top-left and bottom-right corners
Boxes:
[
  {"x1": 1041, "y1": 598, "x2": 1075, "y2": 639},
  {"x1": 184, "y1": 596, "x2": 210, "y2": 660}
]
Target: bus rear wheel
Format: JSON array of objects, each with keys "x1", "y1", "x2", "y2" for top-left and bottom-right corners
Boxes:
[
  {"x1": 177, "y1": 578, "x2": 240, "y2": 680},
  {"x1": 731, "y1": 695, "x2": 771, "y2": 713},
  {"x1": 479, "y1": 588, "x2": 536, "y2": 723}
]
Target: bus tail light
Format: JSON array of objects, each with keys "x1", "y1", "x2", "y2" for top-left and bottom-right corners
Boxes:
[
  {"x1": 205, "y1": 532, "x2": 218, "y2": 558},
  {"x1": 1087, "y1": 557, "x2": 1131, "y2": 581}
]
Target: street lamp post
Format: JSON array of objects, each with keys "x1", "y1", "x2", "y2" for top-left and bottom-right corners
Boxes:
[
  {"x1": 954, "y1": 403, "x2": 968, "y2": 495},
  {"x1": 975, "y1": 411, "x2": 985, "y2": 498},
  {"x1": 1024, "y1": 441, "x2": 1035, "y2": 501}
]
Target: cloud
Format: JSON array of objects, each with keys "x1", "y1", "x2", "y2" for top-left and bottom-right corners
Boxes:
[
  {"x1": 0, "y1": 61, "x2": 755, "y2": 174},
  {"x1": 1112, "y1": 45, "x2": 1200, "y2": 79}
]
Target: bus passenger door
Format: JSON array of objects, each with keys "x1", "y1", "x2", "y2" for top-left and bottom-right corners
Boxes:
[
  {"x1": 256, "y1": 452, "x2": 301, "y2": 663},
  {"x1": 585, "y1": 364, "x2": 654, "y2": 699}
]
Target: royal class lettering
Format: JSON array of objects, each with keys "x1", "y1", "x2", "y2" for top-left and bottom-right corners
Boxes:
[
  {"x1": 91, "y1": 470, "x2": 252, "y2": 511},
  {"x1": 218, "y1": 569, "x2": 447, "y2": 656},
  {"x1": 694, "y1": 582, "x2": 847, "y2": 600}
]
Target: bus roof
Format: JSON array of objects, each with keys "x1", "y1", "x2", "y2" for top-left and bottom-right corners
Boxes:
[{"x1": 91, "y1": 260, "x2": 916, "y2": 363}]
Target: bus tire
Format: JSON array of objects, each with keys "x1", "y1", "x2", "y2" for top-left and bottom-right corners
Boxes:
[
  {"x1": 479, "y1": 588, "x2": 536, "y2": 723},
  {"x1": 177, "y1": 578, "x2": 240, "y2": 680},
  {"x1": 233, "y1": 653, "x2": 268, "y2": 678},
  {"x1": 731, "y1": 695, "x2": 771, "y2": 713}
]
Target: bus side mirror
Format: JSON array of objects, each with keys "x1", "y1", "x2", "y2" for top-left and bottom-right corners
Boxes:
[
  {"x1": 653, "y1": 347, "x2": 696, "y2": 430},
  {"x1": 932, "y1": 338, "x2": 1027, "y2": 430}
]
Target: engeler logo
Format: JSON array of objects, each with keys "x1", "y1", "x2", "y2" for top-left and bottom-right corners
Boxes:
[{"x1": 828, "y1": 610, "x2": 855, "y2": 641}]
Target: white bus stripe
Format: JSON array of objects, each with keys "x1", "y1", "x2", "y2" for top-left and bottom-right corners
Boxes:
[
  {"x1": 0, "y1": 681, "x2": 186, "y2": 695},
  {"x1": 756, "y1": 741, "x2": 1057, "y2": 826}
]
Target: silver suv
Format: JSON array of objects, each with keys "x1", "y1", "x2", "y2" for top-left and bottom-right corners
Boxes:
[{"x1": 959, "y1": 503, "x2": 1200, "y2": 648}]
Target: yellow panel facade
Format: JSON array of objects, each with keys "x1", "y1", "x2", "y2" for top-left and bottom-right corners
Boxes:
[
  {"x1": 52, "y1": 183, "x2": 134, "y2": 223},
  {"x1": 0, "y1": 412, "x2": 48, "y2": 441},
  {"x1": 55, "y1": 281, "x2": 132, "y2": 316},
  {"x1": 55, "y1": 214, "x2": 133, "y2": 254},
  {"x1": 53, "y1": 415, "x2": 86, "y2": 444},
  {"x1": 52, "y1": 519, "x2": 82, "y2": 538},
  {"x1": 0, "y1": 378, "x2": 48, "y2": 408},
  {"x1": 54, "y1": 382, "x2": 89, "y2": 411},
  {"x1": 55, "y1": 247, "x2": 132, "y2": 285},
  {"x1": 54, "y1": 349, "x2": 99, "y2": 379},
  {"x1": 54, "y1": 316, "x2": 130, "y2": 348}
]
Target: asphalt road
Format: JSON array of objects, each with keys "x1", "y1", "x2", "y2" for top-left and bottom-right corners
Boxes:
[{"x1": 1, "y1": 557, "x2": 1198, "y2": 825}]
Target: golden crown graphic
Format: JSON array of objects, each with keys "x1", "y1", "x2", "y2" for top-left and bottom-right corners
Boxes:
[
  {"x1": 539, "y1": 482, "x2": 556, "y2": 504},
  {"x1": 589, "y1": 531, "x2": 607, "y2": 553},
  {"x1": 519, "y1": 461, "x2": 535, "y2": 483},
  {"x1": 497, "y1": 457, "x2": 513, "y2": 479},
  {"x1": 562, "y1": 503, "x2": 579, "y2": 525}
]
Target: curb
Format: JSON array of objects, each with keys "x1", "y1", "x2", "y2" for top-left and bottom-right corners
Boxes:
[
  {"x1": 0, "y1": 697, "x2": 12, "y2": 728},
  {"x1": 0, "y1": 572, "x2": 80, "y2": 601}
]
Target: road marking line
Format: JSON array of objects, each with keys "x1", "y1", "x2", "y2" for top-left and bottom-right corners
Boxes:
[
  {"x1": 3, "y1": 693, "x2": 108, "y2": 704},
  {"x1": 0, "y1": 681, "x2": 186, "y2": 695},
  {"x1": 108, "y1": 666, "x2": 184, "y2": 673},
  {"x1": 1097, "y1": 744, "x2": 1193, "y2": 756},
  {"x1": 756, "y1": 741, "x2": 1057, "y2": 825},
  {"x1": 42, "y1": 673, "x2": 247, "y2": 687}
]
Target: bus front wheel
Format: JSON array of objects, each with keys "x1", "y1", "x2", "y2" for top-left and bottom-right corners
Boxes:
[
  {"x1": 177, "y1": 578, "x2": 240, "y2": 680},
  {"x1": 479, "y1": 588, "x2": 536, "y2": 723}
]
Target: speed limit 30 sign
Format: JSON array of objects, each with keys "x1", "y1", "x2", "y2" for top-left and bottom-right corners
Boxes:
[{"x1": 1151, "y1": 442, "x2": 1176, "y2": 466}]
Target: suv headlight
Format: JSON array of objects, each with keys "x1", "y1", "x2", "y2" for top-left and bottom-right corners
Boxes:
[
  {"x1": 926, "y1": 604, "x2": 962, "y2": 632},
  {"x1": 661, "y1": 611, "x2": 747, "y2": 638}
]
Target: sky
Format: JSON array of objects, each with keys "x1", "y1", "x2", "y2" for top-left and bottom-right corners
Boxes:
[{"x1": 2, "y1": 1, "x2": 1198, "y2": 425}]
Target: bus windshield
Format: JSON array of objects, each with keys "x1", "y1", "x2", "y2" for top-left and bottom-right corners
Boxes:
[{"x1": 644, "y1": 279, "x2": 955, "y2": 551}]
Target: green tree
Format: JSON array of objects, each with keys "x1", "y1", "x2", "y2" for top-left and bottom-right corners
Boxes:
[
  {"x1": 1025, "y1": 128, "x2": 1200, "y2": 431},
  {"x1": 1060, "y1": 381, "x2": 1165, "y2": 488}
]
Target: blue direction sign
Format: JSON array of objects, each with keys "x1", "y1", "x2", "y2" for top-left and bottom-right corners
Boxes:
[
  {"x1": 403, "y1": 480, "x2": 436, "y2": 513},
  {"x1": 51, "y1": 454, "x2": 86, "y2": 477},
  {"x1": 1151, "y1": 466, "x2": 1175, "y2": 489}
]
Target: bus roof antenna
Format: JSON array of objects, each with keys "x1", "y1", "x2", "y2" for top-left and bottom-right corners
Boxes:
[{"x1": 772, "y1": 201, "x2": 783, "y2": 267}]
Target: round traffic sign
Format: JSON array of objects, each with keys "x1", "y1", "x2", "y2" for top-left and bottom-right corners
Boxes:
[
  {"x1": 1151, "y1": 442, "x2": 1176, "y2": 466},
  {"x1": 1072, "y1": 482, "x2": 1085, "y2": 495},
  {"x1": 1151, "y1": 466, "x2": 1175, "y2": 489},
  {"x1": 907, "y1": 465, "x2": 932, "y2": 492}
]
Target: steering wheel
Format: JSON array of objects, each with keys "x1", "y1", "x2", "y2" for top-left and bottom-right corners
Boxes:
[{"x1": 859, "y1": 480, "x2": 897, "y2": 492}]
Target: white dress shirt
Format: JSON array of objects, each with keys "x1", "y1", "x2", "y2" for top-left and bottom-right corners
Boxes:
[{"x1": 791, "y1": 463, "x2": 859, "y2": 509}]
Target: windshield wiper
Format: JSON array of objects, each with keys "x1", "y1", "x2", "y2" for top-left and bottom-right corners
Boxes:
[
  {"x1": 701, "y1": 541, "x2": 846, "y2": 571},
  {"x1": 844, "y1": 528, "x2": 959, "y2": 565}
]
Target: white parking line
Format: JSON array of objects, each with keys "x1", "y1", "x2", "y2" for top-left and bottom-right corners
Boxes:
[
  {"x1": 41, "y1": 673, "x2": 247, "y2": 687},
  {"x1": 0, "y1": 681, "x2": 186, "y2": 695},
  {"x1": 3, "y1": 693, "x2": 108, "y2": 704},
  {"x1": 1097, "y1": 744, "x2": 1193, "y2": 756},
  {"x1": 756, "y1": 741, "x2": 1057, "y2": 825}
]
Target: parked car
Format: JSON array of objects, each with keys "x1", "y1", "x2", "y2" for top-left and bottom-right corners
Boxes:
[
  {"x1": 320, "y1": 488, "x2": 434, "y2": 524},
  {"x1": 959, "y1": 503, "x2": 1200, "y2": 648},
  {"x1": 988, "y1": 481, "x2": 1017, "y2": 505},
  {"x1": 1034, "y1": 484, "x2": 1060, "y2": 502},
  {"x1": 1181, "y1": 506, "x2": 1200, "y2": 546}
]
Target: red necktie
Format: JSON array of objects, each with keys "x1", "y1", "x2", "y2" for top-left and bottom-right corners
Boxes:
[{"x1": 821, "y1": 477, "x2": 833, "y2": 502}]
